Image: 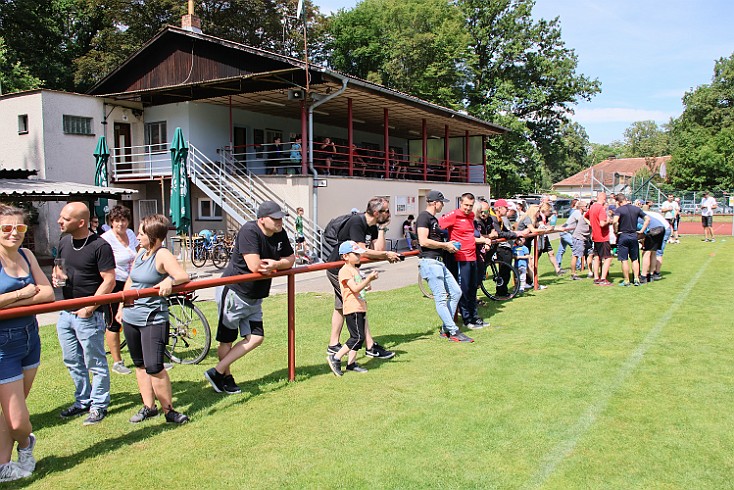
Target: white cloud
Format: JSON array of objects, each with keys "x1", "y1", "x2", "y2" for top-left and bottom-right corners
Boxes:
[
  {"x1": 652, "y1": 89, "x2": 687, "y2": 99},
  {"x1": 573, "y1": 108, "x2": 678, "y2": 124}
]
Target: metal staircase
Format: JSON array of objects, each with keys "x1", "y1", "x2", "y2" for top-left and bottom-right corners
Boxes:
[{"x1": 188, "y1": 144, "x2": 322, "y2": 260}]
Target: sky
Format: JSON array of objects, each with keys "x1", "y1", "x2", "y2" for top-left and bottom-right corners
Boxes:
[{"x1": 314, "y1": 0, "x2": 734, "y2": 144}]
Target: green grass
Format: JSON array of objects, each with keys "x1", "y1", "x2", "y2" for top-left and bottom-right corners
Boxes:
[{"x1": 19, "y1": 236, "x2": 734, "y2": 488}]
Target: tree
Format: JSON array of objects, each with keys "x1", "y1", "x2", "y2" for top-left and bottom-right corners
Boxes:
[
  {"x1": 668, "y1": 53, "x2": 734, "y2": 190},
  {"x1": 622, "y1": 120, "x2": 670, "y2": 157},
  {"x1": 325, "y1": 0, "x2": 471, "y2": 108},
  {"x1": 589, "y1": 141, "x2": 626, "y2": 164},
  {"x1": 541, "y1": 121, "x2": 591, "y2": 183},
  {"x1": 0, "y1": 37, "x2": 43, "y2": 93}
]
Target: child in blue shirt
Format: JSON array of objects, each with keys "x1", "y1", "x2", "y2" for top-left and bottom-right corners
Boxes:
[{"x1": 513, "y1": 237, "x2": 530, "y2": 292}]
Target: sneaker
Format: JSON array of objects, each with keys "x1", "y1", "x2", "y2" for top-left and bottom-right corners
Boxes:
[
  {"x1": 633, "y1": 279, "x2": 641, "y2": 286},
  {"x1": 710, "y1": 238, "x2": 716, "y2": 242},
  {"x1": 465, "y1": 319, "x2": 484, "y2": 330},
  {"x1": 364, "y1": 343, "x2": 395, "y2": 359},
  {"x1": 326, "y1": 343, "x2": 342, "y2": 355},
  {"x1": 572, "y1": 274, "x2": 584, "y2": 281},
  {"x1": 647, "y1": 275, "x2": 654, "y2": 283},
  {"x1": 112, "y1": 361, "x2": 132, "y2": 375},
  {"x1": 204, "y1": 368, "x2": 227, "y2": 393},
  {"x1": 60, "y1": 404, "x2": 89, "y2": 418},
  {"x1": 538, "y1": 285, "x2": 548, "y2": 290},
  {"x1": 222, "y1": 374, "x2": 242, "y2": 395},
  {"x1": 556, "y1": 269, "x2": 567, "y2": 276},
  {"x1": 327, "y1": 354, "x2": 343, "y2": 377},
  {"x1": 0, "y1": 461, "x2": 31, "y2": 482},
  {"x1": 596, "y1": 279, "x2": 614, "y2": 286},
  {"x1": 618, "y1": 281, "x2": 630, "y2": 287},
  {"x1": 83, "y1": 408, "x2": 107, "y2": 425},
  {"x1": 346, "y1": 363, "x2": 368, "y2": 373},
  {"x1": 129, "y1": 405, "x2": 159, "y2": 423},
  {"x1": 639, "y1": 276, "x2": 648, "y2": 284},
  {"x1": 165, "y1": 409, "x2": 189, "y2": 425},
  {"x1": 449, "y1": 331, "x2": 474, "y2": 343},
  {"x1": 587, "y1": 272, "x2": 595, "y2": 278},
  {"x1": 16, "y1": 433, "x2": 36, "y2": 473},
  {"x1": 652, "y1": 272, "x2": 662, "y2": 280},
  {"x1": 439, "y1": 328, "x2": 450, "y2": 338}
]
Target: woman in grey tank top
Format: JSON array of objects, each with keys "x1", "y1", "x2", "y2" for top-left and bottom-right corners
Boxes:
[{"x1": 115, "y1": 215, "x2": 190, "y2": 425}]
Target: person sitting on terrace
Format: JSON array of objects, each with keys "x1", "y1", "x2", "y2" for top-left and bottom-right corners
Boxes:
[
  {"x1": 266, "y1": 137, "x2": 286, "y2": 175},
  {"x1": 318, "y1": 137, "x2": 337, "y2": 175}
]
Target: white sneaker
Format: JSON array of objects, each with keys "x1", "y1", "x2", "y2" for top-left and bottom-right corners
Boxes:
[
  {"x1": 0, "y1": 461, "x2": 31, "y2": 482},
  {"x1": 16, "y1": 433, "x2": 36, "y2": 473},
  {"x1": 112, "y1": 361, "x2": 132, "y2": 375}
]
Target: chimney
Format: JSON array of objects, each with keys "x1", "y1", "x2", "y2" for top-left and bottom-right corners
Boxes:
[{"x1": 182, "y1": 0, "x2": 202, "y2": 33}]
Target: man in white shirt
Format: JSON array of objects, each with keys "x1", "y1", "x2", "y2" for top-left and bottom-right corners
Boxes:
[
  {"x1": 661, "y1": 194, "x2": 680, "y2": 243},
  {"x1": 700, "y1": 191, "x2": 718, "y2": 242}
]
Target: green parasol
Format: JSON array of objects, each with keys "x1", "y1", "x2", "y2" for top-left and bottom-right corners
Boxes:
[
  {"x1": 169, "y1": 127, "x2": 191, "y2": 234},
  {"x1": 93, "y1": 135, "x2": 110, "y2": 220}
]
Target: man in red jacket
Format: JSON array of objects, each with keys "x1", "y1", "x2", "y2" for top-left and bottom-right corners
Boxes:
[
  {"x1": 439, "y1": 192, "x2": 491, "y2": 329},
  {"x1": 585, "y1": 192, "x2": 614, "y2": 286}
]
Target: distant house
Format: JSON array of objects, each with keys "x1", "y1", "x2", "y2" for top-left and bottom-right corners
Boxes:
[{"x1": 552, "y1": 156, "x2": 671, "y2": 197}]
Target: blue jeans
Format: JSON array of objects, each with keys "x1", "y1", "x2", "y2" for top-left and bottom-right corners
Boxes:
[
  {"x1": 657, "y1": 226, "x2": 672, "y2": 257},
  {"x1": 555, "y1": 232, "x2": 575, "y2": 267},
  {"x1": 419, "y1": 258, "x2": 462, "y2": 334},
  {"x1": 56, "y1": 311, "x2": 110, "y2": 410}
]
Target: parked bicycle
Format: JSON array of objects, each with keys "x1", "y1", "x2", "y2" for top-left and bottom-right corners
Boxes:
[
  {"x1": 191, "y1": 230, "x2": 229, "y2": 269},
  {"x1": 418, "y1": 251, "x2": 522, "y2": 301},
  {"x1": 117, "y1": 290, "x2": 212, "y2": 364}
]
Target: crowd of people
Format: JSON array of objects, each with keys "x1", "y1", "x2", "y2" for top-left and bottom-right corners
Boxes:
[{"x1": 0, "y1": 187, "x2": 711, "y2": 481}]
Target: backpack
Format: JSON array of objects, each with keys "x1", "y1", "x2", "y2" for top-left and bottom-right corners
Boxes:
[{"x1": 322, "y1": 213, "x2": 353, "y2": 259}]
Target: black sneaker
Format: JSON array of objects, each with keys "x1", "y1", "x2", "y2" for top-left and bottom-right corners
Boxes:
[
  {"x1": 222, "y1": 374, "x2": 242, "y2": 395},
  {"x1": 83, "y1": 408, "x2": 107, "y2": 425},
  {"x1": 346, "y1": 363, "x2": 368, "y2": 373},
  {"x1": 327, "y1": 354, "x2": 343, "y2": 377},
  {"x1": 165, "y1": 409, "x2": 189, "y2": 425},
  {"x1": 130, "y1": 405, "x2": 159, "y2": 423},
  {"x1": 364, "y1": 343, "x2": 395, "y2": 359},
  {"x1": 204, "y1": 368, "x2": 227, "y2": 393},
  {"x1": 60, "y1": 404, "x2": 89, "y2": 418},
  {"x1": 652, "y1": 272, "x2": 662, "y2": 280},
  {"x1": 326, "y1": 343, "x2": 342, "y2": 355},
  {"x1": 639, "y1": 276, "x2": 648, "y2": 284}
]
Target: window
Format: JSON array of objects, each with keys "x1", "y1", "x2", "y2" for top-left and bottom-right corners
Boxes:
[
  {"x1": 18, "y1": 115, "x2": 28, "y2": 134},
  {"x1": 144, "y1": 121, "x2": 167, "y2": 152},
  {"x1": 198, "y1": 198, "x2": 222, "y2": 220},
  {"x1": 139, "y1": 200, "x2": 158, "y2": 219},
  {"x1": 63, "y1": 115, "x2": 93, "y2": 135}
]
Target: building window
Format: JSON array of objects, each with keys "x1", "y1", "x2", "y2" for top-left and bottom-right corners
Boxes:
[
  {"x1": 63, "y1": 115, "x2": 93, "y2": 135},
  {"x1": 144, "y1": 121, "x2": 167, "y2": 152},
  {"x1": 18, "y1": 115, "x2": 28, "y2": 134},
  {"x1": 139, "y1": 200, "x2": 158, "y2": 219},
  {"x1": 198, "y1": 198, "x2": 222, "y2": 220}
]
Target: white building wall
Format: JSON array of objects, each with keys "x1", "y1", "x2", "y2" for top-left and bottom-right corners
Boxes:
[{"x1": 0, "y1": 91, "x2": 45, "y2": 175}]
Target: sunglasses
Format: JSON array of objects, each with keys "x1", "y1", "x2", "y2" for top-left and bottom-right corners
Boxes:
[{"x1": 1, "y1": 223, "x2": 28, "y2": 234}]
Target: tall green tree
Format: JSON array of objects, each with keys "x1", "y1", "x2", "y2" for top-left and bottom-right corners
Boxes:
[
  {"x1": 622, "y1": 120, "x2": 670, "y2": 157},
  {"x1": 668, "y1": 53, "x2": 734, "y2": 190},
  {"x1": 0, "y1": 37, "x2": 43, "y2": 93},
  {"x1": 541, "y1": 121, "x2": 591, "y2": 182},
  {"x1": 589, "y1": 141, "x2": 626, "y2": 164}
]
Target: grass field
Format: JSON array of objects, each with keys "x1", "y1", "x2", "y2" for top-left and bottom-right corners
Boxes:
[{"x1": 16, "y1": 235, "x2": 734, "y2": 489}]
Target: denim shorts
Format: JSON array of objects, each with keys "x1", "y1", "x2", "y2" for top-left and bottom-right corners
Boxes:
[{"x1": 0, "y1": 319, "x2": 41, "y2": 384}]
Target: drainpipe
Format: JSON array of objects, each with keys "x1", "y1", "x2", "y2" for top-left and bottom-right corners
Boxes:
[{"x1": 307, "y1": 76, "x2": 348, "y2": 230}]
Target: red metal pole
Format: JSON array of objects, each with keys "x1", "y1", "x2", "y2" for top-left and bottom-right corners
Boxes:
[
  {"x1": 301, "y1": 101, "x2": 308, "y2": 174},
  {"x1": 422, "y1": 119, "x2": 427, "y2": 180},
  {"x1": 533, "y1": 235, "x2": 540, "y2": 290},
  {"x1": 348, "y1": 97, "x2": 353, "y2": 176},
  {"x1": 384, "y1": 107, "x2": 390, "y2": 179},
  {"x1": 444, "y1": 124, "x2": 450, "y2": 182},
  {"x1": 287, "y1": 273, "x2": 296, "y2": 381}
]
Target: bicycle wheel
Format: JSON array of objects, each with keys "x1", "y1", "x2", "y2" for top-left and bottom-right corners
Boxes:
[
  {"x1": 418, "y1": 271, "x2": 434, "y2": 299},
  {"x1": 480, "y1": 260, "x2": 521, "y2": 301},
  {"x1": 166, "y1": 297, "x2": 211, "y2": 364},
  {"x1": 191, "y1": 244, "x2": 207, "y2": 268},
  {"x1": 211, "y1": 244, "x2": 229, "y2": 269}
]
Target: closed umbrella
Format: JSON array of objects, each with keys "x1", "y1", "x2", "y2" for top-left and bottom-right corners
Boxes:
[
  {"x1": 169, "y1": 127, "x2": 191, "y2": 234},
  {"x1": 93, "y1": 135, "x2": 110, "y2": 220}
]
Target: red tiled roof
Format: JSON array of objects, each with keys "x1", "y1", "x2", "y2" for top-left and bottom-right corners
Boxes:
[{"x1": 553, "y1": 156, "x2": 671, "y2": 188}]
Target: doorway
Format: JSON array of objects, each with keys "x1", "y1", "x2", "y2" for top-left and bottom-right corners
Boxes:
[{"x1": 114, "y1": 122, "x2": 133, "y2": 175}]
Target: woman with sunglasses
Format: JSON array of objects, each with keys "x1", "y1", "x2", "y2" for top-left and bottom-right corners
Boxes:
[{"x1": 0, "y1": 205, "x2": 54, "y2": 482}]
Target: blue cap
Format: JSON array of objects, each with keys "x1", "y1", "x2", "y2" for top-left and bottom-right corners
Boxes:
[{"x1": 339, "y1": 240, "x2": 367, "y2": 255}]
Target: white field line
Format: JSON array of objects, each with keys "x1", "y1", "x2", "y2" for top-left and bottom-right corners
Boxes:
[{"x1": 524, "y1": 247, "x2": 718, "y2": 489}]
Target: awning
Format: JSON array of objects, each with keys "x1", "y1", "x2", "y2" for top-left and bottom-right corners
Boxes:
[{"x1": 0, "y1": 179, "x2": 138, "y2": 201}]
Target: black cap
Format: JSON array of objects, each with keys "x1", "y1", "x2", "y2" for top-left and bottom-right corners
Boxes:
[
  {"x1": 426, "y1": 190, "x2": 449, "y2": 203},
  {"x1": 257, "y1": 201, "x2": 287, "y2": 219}
]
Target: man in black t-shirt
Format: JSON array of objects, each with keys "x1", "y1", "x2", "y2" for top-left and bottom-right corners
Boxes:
[
  {"x1": 612, "y1": 194, "x2": 649, "y2": 286},
  {"x1": 416, "y1": 190, "x2": 472, "y2": 342},
  {"x1": 325, "y1": 197, "x2": 401, "y2": 359},
  {"x1": 205, "y1": 201, "x2": 295, "y2": 394},
  {"x1": 54, "y1": 202, "x2": 116, "y2": 425}
]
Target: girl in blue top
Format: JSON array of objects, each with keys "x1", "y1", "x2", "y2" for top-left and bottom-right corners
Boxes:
[
  {"x1": 116, "y1": 214, "x2": 190, "y2": 425},
  {"x1": 0, "y1": 205, "x2": 54, "y2": 482}
]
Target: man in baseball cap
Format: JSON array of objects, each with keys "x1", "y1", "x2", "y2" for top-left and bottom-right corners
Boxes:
[
  {"x1": 426, "y1": 190, "x2": 449, "y2": 203},
  {"x1": 256, "y1": 201, "x2": 287, "y2": 219}
]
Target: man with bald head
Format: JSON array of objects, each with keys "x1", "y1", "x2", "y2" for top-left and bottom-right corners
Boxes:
[{"x1": 54, "y1": 202, "x2": 116, "y2": 425}]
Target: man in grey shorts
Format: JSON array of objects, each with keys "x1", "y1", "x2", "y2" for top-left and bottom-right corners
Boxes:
[{"x1": 204, "y1": 201, "x2": 295, "y2": 394}]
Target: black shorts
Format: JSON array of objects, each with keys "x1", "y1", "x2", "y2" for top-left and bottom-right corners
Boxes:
[
  {"x1": 327, "y1": 269, "x2": 344, "y2": 310},
  {"x1": 344, "y1": 312, "x2": 367, "y2": 351},
  {"x1": 616, "y1": 233, "x2": 640, "y2": 262},
  {"x1": 105, "y1": 280, "x2": 127, "y2": 333},
  {"x1": 642, "y1": 227, "x2": 665, "y2": 252},
  {"x1": 593, "y1": 241, "x2": 613, "y2": 259},
  {"x1": 702, "y1": 216, "x2": 713, "y2": 228}
]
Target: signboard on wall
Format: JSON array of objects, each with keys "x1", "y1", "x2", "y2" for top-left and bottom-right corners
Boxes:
[{"x1": 395, "y1": 195, "x2": 417, "y2": 215}]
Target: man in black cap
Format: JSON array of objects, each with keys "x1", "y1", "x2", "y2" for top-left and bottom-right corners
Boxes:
[
  {"x1": 416, "y1": 190, "x2": 473, "y2": 342},
  {"x1": 205, "y1": 201, "x2": 295, "y2": 394}
]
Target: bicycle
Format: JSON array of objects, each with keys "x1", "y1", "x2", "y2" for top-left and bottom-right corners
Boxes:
[
  {"x1": 191, "y1": 231, "x2": 229, "y2": 269},
  {"x1": 118, "y1": 290, "x2": 212, "y2": 364}
]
